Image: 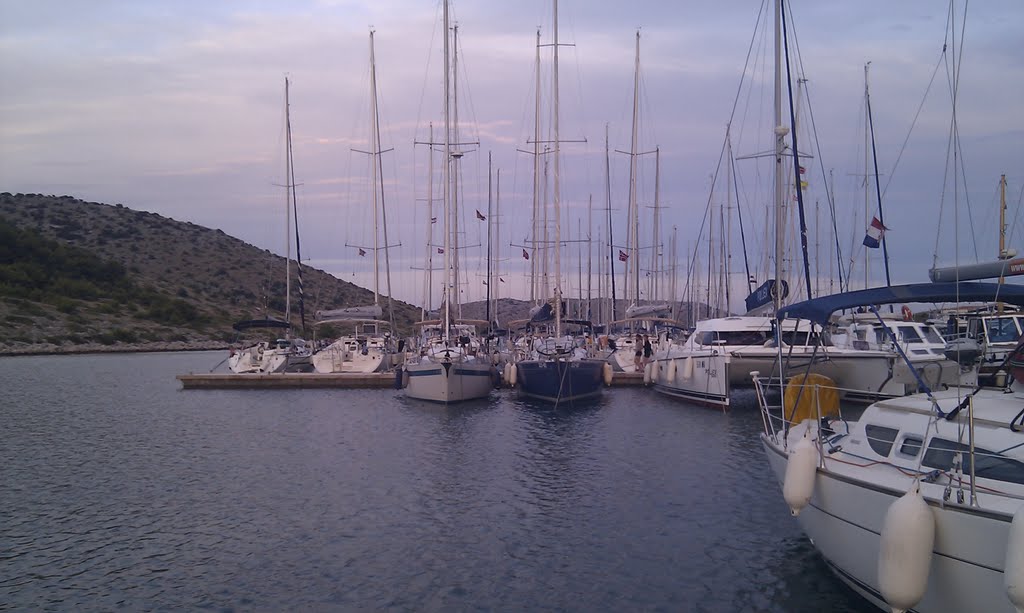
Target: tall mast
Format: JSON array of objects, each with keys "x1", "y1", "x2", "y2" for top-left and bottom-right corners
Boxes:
[
  {"x1": 552, "y1": 0, "x2": 562, "y2": 337},
  {"x1": 284, "y1": 76, "x2": 293, "y2": 327},
  {"x1": 651, "y1": 146, "x2": 661, "y2": 302},
  {"x1": 1000, "y1": 173, "x2": 1008, "y2": 289},
  {"x1": 1000, "y1": 174, "x2": 1009, "y2": 259},
  {"x1": 442, "y1": 0, "x2": 452, "y2": 340},
  {"x1": 369, "y1": 32, "x2": 381, "y2": 306},
  {"x1": 605, "y1": 124, "x2": 617, "y2": 321},
  {"x1": 486, "y1": 152, "x2": 493, "y2": 328},
  {"x1": 370, "y1": 31, "x2": 397, "y2": 330},
  {"x1": 452, "y1": 23, "x2": 462, "y2": 319},
  {"x1": 627, "y1": 30, "x2": 641, "y2": 305},
  {"x1": 495, "y1": 168, "x2": 502, "y2": 326},
  {"x1": 531, "y1": 28, "x2": 542, "y2": 303},
  {"x1": 864, "y1": 62, "x2": 871, "y2": 288},
  {"x1": 587, "y1": 193, "x2": 593, "y2": 321},
  {"x1": 772, "y1": 0, "x2": 785, "y2": 313},
  {"x1": 422, "y1": 123, "x2": 435, "y2": 320}
]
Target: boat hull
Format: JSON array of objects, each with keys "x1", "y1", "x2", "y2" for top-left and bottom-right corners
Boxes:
[
  {"x1": 404, "y1": 359, "x2": 493, "y2": 403},
  {"x1": 762, "y1": 434, "x2": 1013, "y2": 613},
  {"x1": 516, "y1": 358, "x2": 604, "y2": 404},
  {"x1": 650, "y1": 352, "x2": 730, "y2": 408}
]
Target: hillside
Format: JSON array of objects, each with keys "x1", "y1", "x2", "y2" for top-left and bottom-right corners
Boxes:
[{"x1": 0, "y1": 193, "x2": 421, "y2": 354}]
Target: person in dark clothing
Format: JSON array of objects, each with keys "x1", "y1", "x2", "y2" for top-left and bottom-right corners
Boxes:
[{"x1": 642, "y1": 335, "x2": 653, "y2": 365}]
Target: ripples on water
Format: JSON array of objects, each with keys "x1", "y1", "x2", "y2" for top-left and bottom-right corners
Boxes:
[{"x1": 0, "y1": 352, "x2": 873, "y2": 612}]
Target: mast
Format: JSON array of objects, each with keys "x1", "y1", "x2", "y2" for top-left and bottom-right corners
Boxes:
[
  {"x1": 442, "y1": 0, "x2": 452, "y2": 340},
  {"x1": 452, "y1": 23, "x2": 462, "y2": 319},
  {"x1": 1000, "y1": 174, "x2": 1009, "y2": 258},
  {"x1": 422, "y1": 123, "x2": 435, "y2": 320},
  {"x1": 531, "y1": 28, "x2": 542, "y2": 303},
  {"x1": 771, "y1": 0, "x2": 785, "y2": 313},
  {"x1": 553, "y1": 0, "x2": 562, "y2": 337},
  {"x1": 369, "y1": 31, "x2": 397, "y2": 330},
  {"x1": 495, "y1": 168, "x2": 502, "y2": 327},
  {"x1": 370, "y1": 32, "x2": 381, "y2": 307},
  {"x1": 587, "y1": 193, "x2": 593, "y2": 321},
  {"x1": 486, "y1": 152, "x2": 493, "y2": 327},
  {"x1": 605, "y1": 124, "x2": 617, "y2": 321},
  {"x1": 627, "y1": 30, "x2": 641, "y2": 305},
  {"x1": 863, "y1": 62, "x2": 871, "y2": 288},
  {"x1": 651, "y1": 146, "x2": 661, "y2": 303},
  {"x1": 283, "y1": 76, "x2": 293, "y2": 328}
]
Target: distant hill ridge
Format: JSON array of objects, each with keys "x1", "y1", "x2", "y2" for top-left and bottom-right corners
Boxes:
[{"x1": 0, "y1": 193, "x2": 420, "y2": 354}]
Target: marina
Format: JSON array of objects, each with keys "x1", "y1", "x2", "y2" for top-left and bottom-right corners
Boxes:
[{"x1": 1, "y1": 350, "x2": 874, "y2": 612}]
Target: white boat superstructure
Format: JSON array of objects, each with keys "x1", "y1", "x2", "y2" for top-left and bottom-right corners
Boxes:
[
  {"x1": 229, "y1": 337, "x2": 313, "y2": 374},
  {"x1": 756, "y1": 370, "x2": 1023, "y2": 613},
  {"x1": 650, "y1": 315, "x2": 913, "y2": 407},
  {"x1": 311, "y1": 319, "x2": 393, "y2": 374},
  {"x1": 753, "y1": 281, "x2": 1024, "y2": 613}
]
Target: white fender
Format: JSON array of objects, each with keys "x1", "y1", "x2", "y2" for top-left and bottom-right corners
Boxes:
[
  {"x1": 503, "y1": 362, "x2": 512, "y2": 386},
  {"x1": 682, "y1": 356, "x2": 694, "y2": 380},
  {"x1": 602, "y1": 362, "x2": 613, "y2": 386},
  {"x1": 509, "y1": 363, "x2": 518, "y2": 387},
  {"x1": 643, "y1": 362, "x2": 652, "y2": 385},
  {"x1": 879, "y1": 480, "x2": 935, "y2": 613},
  {"x1": 782, "y1": 431, "x2": 818, "y2": 516},
  {"x1": 666, "y1": 358, "x2": 677, "y2": 384},
  {"x1": 1005, "y1": 504, "x2": 1024, "y2": 612},
  {"x1": 401, "y1": 368, "x2": 410, "y2": 388}
]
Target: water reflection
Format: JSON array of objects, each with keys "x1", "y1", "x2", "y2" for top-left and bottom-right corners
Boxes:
[{"x1": 0, "y1": 352, "x2": 874, "y2": 611}]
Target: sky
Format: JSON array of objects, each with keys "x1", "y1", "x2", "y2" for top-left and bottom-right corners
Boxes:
[{"x1": 2, "y1": 0, "x2": 1022, "y2": 314}]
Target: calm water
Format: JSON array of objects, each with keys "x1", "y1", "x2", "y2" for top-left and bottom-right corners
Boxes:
[{"x1": 1, "y1": 351, "x2": 873, "y2": 612}]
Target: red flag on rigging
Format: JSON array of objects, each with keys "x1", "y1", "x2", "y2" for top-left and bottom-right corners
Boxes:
[
  {"x1": 358, "y1": 248, "x2": 366, "y2": 257},
  {"x1": 522, "y1": 248, "x2": 530, "y2": 260},
  {"x1": 475, "y1": 209, "x2": 486, "y2": 221},
  {"x1": 437, "y1": 247, "x2": 444, "y2": 254},
  {"x1": 618, "y1": 250, "x2": 629, "y2": 262}
]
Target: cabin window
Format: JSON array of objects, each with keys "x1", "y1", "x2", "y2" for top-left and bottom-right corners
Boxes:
[
  {"x1": 864, "y1": 425, "x2": 899, "y2": 457},
  {"x1": 921, "y1": 327, "x2": 944, "y2": 344},
  {"x1": 897, "y1": 435, "x2": 924, "y2": 458},
  {"x1": 987, "y1": 318, "x2": 1022, "y2": 343},
  {"x1": 922, "y1": 438, "x2": 1024, "y2": 486},
  {"x1": 897, "y1": 326, "x2": 923, "y2": 344}
]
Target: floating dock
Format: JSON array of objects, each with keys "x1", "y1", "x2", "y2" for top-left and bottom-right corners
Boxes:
[
  {"x1": 177, "y1": 372, "x2": 397, "y2": 389},
  {"x1": 178, "y1": 370, "x2": 647, "y2": 390}
]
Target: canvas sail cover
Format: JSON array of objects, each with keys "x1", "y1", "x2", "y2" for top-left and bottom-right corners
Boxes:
[
  {"x1": 315, "y1": 304, "x2": 384, "y2": 322},
  {"x1": 625, "y1": 303, "x2": 671, "y2": 319}
]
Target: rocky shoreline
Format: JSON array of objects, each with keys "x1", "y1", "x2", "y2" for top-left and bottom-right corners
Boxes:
[{"x1": 0, "y1": 340, "x2": 231, "y2": 357}]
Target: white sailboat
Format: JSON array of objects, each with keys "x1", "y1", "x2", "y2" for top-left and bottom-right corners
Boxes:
[
  {"x1": 228, "y1": 76, "x2": 312, "y2": 374},
  {"x1": 606, "y1": 32, "x2": 671, "y2": 375},
  {"x1": 756, "y1": 281, "x2": 1024, "y2": 613},
  {"x1": 648, "y1": 0, "x2": 930, "y2": 407},
  {"x1": 312, "y1": 30, "x2": 396, "y2": 374},
  {"x1": 403, "y1": 0, "x2": 493, "y2": 403}
]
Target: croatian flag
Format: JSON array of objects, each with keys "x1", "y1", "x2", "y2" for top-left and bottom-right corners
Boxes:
[{"x1": 863, "y1": 216, "x2": 887, "y2": 249}]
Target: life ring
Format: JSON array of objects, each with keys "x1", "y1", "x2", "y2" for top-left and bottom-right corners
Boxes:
[{"x1": 901, "y1": 305, "x2": 913, "y2": 322}]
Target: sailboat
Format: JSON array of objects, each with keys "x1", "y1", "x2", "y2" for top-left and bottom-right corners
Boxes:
[
  {"x1": 228, "y1": 76, "x2": 312, "y2": 374},
  {"x1": 312, "y1": 30, "x2": 396, "y2": 374},
  {"x1": 605, "y1": 32, "x2": 674, "y2": 375},
  {"x1": 647, "y1": 1, "x2": 926, "y2": 407},
  {"x1": 402, "y1": 0, "x2": 493, "y2": 403},
  {"x1": 512, "y1": 0, "x2": 608, "y2": 405},
  {"x1": 757, "y1": 282, "x2": 1024, "y2": 613}
]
